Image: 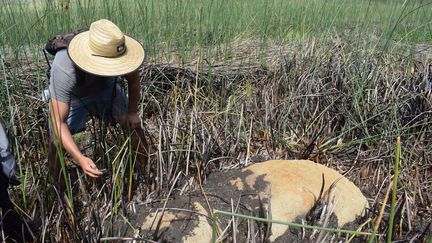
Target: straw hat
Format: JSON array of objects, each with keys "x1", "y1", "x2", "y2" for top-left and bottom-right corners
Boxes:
[{"x1": 68, "y1": 19, "x2": 145, "y2": 77}]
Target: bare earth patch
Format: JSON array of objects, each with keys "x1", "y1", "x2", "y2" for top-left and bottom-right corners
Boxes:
[{"x1": 119, "y1": 160, "x2": 368, "y2": 242}]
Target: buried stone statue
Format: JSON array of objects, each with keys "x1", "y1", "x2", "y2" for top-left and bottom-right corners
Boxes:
[{"x1": 118, "y1": 160, "x2": 369, "y2": 242}]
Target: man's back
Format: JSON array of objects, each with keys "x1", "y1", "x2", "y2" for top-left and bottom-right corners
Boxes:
[{"x1": 49, "y1": 49, "x2": 110, "y2": 103}]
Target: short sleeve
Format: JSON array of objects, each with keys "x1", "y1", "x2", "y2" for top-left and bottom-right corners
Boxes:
[{"x1": 48, "y1": 50, "x2": 76, "y2": 103}]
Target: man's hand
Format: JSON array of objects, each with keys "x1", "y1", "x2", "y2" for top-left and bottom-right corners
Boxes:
[
  {"x1": 78, "y1": 156, "x2": 103, "y2": 178},
  {"x1": 128, "y1": 112, "x2": 142, "y2": 129}
]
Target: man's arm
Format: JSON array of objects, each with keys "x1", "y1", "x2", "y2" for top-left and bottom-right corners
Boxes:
[
  {"x1": 124, "y1": 70, "x2": 142, "y2": 129},
  {"x1": 50, "y1": 99, "x2": 102, "y2": 177}
]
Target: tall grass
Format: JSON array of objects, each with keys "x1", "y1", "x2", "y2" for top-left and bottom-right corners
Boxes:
[
  {"x1": 387, "y1": 137, "x2": 401, "y2": 242},
  {"x1": 0, "y1": 0, "x2": 431, "y2": 242},
  {"x1": 0, "y1": 0, "x2": 431, "y2": 59}
]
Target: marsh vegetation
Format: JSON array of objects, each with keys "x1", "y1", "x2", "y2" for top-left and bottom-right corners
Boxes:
[{"x1": 0, "y1": 0, "x2": 431, "y2": 242}]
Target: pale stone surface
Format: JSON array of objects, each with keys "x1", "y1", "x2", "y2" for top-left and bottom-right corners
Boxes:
[
  {"x1": 140, "y1": 203, "x2": 213, "y2": 243},
  {"x1": 137, "y1": 160, "x2": 368, "y2": 242},
  {"x1": 141, "y1": 211, "x2": 181, "y2": 231},
  {"x1": 230, "y1": 160, "x2": 369, "y2": 241},
  {"x1": 182, "y1": 202, "x2": 212, "y2": 243}
]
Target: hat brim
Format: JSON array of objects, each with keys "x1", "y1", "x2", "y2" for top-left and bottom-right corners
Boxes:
[{"x1": 68, "y1": 31, "x2": 145, "y2": 77}]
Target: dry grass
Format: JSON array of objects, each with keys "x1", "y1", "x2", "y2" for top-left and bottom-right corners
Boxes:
[{"x1": 1, "y1": 38, "x2": 431, "y2": 242}]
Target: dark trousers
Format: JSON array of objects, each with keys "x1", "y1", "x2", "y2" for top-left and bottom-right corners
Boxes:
[
  {"x1": 0, "y1": 172, "x2": 14, "y2": 214},
  {"x1": 0, "y1": 172, "x2": 27, "y2": 242}
]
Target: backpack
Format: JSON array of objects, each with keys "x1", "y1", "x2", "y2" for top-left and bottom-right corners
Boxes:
[{"x1": 43, "y1": 28, "x2": 88, "y2": 79}]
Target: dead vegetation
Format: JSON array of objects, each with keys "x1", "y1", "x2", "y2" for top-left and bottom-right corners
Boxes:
[{"x1": 1, "y1": 38, "x2": 431, "y2": 242}]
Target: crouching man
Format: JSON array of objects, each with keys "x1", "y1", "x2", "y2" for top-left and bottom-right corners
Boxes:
[{"x1": 48, "y1": 19, "x2": 148, "y2": 190}]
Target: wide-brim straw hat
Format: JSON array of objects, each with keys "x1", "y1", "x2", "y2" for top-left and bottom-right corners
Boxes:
[{"x1": 68, "y1": 19, "x2": 145, "y2": 77}]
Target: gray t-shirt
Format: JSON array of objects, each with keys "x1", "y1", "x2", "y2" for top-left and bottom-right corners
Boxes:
[{"x1": 49, "y1": 50, "x2": 111, "y2": 103}]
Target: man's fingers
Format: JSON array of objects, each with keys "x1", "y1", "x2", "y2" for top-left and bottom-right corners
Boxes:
[
  {"x1": 89, "y1": 162, "x2": 98, "y2": 170},
  {"x1": 79, "y1": 157, "x2": 103, "y2": 177},
  {"x1": 91, "y1": 168, "x2": 103, "y2": 175},
  {"x1": 86, "y1": 167, "x2": 103, "y2": 177},
  {"x1": 86, "y1": 171, "x2": 100, "y2": 178}
]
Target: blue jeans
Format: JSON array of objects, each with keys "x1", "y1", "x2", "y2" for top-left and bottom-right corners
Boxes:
[{"x1": 50, "y1": 79, "x2": 128, "y2": 135}]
